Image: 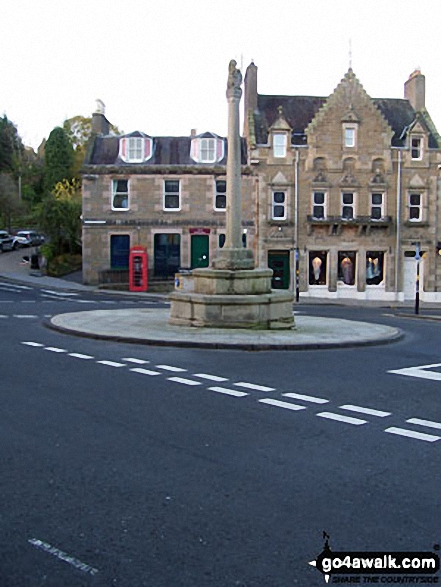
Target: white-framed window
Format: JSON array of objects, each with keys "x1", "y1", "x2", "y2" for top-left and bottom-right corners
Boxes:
[
  {"x1": 273, "y1": 133, "x2": 287, "y2": 158},
  {"x1": 272, "y1": 191, "x2": 287, "y2": 220},
  {"x1": 342, "y1": 192, "x2": 355, "y2": 219},
  {"x1": 127, "y1": 137, "x2": 143, "y2": 162},
  {"x1": 309, "y1": 251, "x2": 327, "y2": 286},
  {"x1": 111, "y1": 179, "x2": 129, "y2": 210},
  {"x1": 163, "y1": 180, "x2": 180, "y2": 211},
  {"x1": 344, "y1": 126, "x2": 356, "y2": 148},
  {"x1": 409, "y1": 192, "x2": 422, "y2": 221},
  {"x1": 214, "y1": 180, "x2": 226, "y2": 210},
  {"x1": 312, "y1": 191, "x2": 326, "y2": 219},
  {"x1": 366, "y1": 251, "x2": 384, "y2": 286},
  {"x1": 200, "y1": 138, "x2": 216, "y2": 162},
  {"x1": 370, "y1": 192, "x2": 384, "y2": 220},
  {"x1": 411, "y1": 137, "x2": 423, "y2": 160},
  {"x1": 338, "y1": 251, "x2": 356, "y2": 286}
]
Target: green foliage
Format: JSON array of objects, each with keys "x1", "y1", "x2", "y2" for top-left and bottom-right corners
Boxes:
[
  {"x1": 0, "y1": 173, "x2": 23, "y2": 231},
  {"x1": 46, "y1": 253, "x2": 82, "y2": 277},
  {"x1": 43, "y1": 127, "x2": 75, "y2": 193},
  {"x1": 0, "y1": 116, "x2": 23, "y2": 174},
  {"x1": 37, "y1": 178, "x2": 82, "y2": 256}
]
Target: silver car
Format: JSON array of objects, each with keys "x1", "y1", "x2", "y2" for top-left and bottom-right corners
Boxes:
[{"x1": 0, "y1": 231, "x2": 14, "y2": 252}]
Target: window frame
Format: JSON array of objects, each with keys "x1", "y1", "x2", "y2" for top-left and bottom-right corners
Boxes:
[
  {"x1": 271, "y1": 190, "x2": 287, "y2": 220},
  {"x1": 273, "y1": 133, "x2": 287, "y2": 158},
  {"x1": 411, "y1": 136, "x2": 423, "y2": 160},
  {"x1": 200, "y1": 138, "x2": 216, "y2": 163},
  {"x1": 312, "y1": 191, "x2": 327, "y2": 220},
  {"x1": 366, "y1": 251, "x2": 385, "y2": 286},
  {"x1": 370, "y1": 192, "x2": 385, "y2": 220},
  {"x1": 343, "y1": 125, "x2": 357, "y2": 149},
  {"x1": 338, "y1": 251, "x2": 357, "y2": 286},
  {"x1": 341, "y1": 191, "x2": 356, "y2": 220},
  {"x1": 214, "y1": 179, "x2": 227, "y2": 211},
  {"x1": 127, "y1": 137, "x2": 144, "y2": 163},
  {"x1": 111, "y1": 179, "x2": 129, "y2": 211},
  {"x1": 163, "y1": 179, "x2": 181, "y2": 211},
  {"x1": 408, "y1": 192, "x2": 423, "y2": 222}
]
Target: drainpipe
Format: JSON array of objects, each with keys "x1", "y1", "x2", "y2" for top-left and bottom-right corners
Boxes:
[
  {"x1": 395, "y1": 149, "x2": 402, "y2": 302},
  {"x1": 294, "y1": 149, "x2": 300, "y2": 302}
]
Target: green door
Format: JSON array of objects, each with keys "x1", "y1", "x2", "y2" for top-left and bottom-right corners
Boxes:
[
  {"x1": 268, "y1": 250, "x2": 290, "y2": 289},
  {"x1": 191, "y1": 235, "x2": 209, "y2": 268}
]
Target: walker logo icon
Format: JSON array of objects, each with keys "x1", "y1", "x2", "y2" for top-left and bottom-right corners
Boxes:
[{"x1": 309, "y1": 533, "x2": 440, "y2": 583}]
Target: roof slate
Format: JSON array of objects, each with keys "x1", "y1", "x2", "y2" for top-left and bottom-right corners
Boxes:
[
  {"x1": 254, "y1": 94, "x2": 440, "y2": 148},
  {"x1": 86, "y1": 135, "x2": 248, "y2": 167}
]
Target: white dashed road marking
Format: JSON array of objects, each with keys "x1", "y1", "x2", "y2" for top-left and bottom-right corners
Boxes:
[
  {"x1": 235, "y1": 382, "x2": 275, "y2": 392},
  {"x1": 385, "y1": 427, "x2": 441, "y2": 442},
  {"x1": 156, "y1": 365, "x2": 187, "y2": 372},
  {"x1": 21, "y1": 341, "x2": 44, "y2": 347},
  {"x1": 44, "y1": 347, "x2": 67, "y2": 353},
  {"x1": 123, "y1": 358, "x2": 150, "y2": 364},
  {"x1": 209, "y1": 386, "x2": 249, "y2": 398},
  {"x1": 68, "y1": 353, "x2": 94, "y2": 360},
  {"x1": 259, "y1": 398, "x2": 307, "y2": 411},
  {"x1": 130, "y1": 368, "x2": 161, "y2": 376},
  {"x1": 193, "y1": 373, "x2": 229, "y2": 382},
  {"x1": 283, "y1": 392, "x2": 329, "y2": 404},
  {"x1": 167, "y1": 377, "x2": 201, "y2": 386},
  {"x1": 339, "y1": 404, "x2": 391, "y2": 418},
  {"x1": 13, "y1": 314, "x2": 38, "y2": 318},
  {"x1": 28, "y1": 538, "x2": 98, "y2": 576},
  {"x1": 406, "y1": 418, "x2": 441, "y2": 430},
  {"x1": 317, "y1": 412, "x2": 368, "y2": 426},
  {"x1": 96, "y1": 360, "x2": 126, "y2": 368}
]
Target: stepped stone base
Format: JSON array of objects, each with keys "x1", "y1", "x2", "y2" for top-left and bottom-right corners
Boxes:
[{"x1": 169, "y1": 267, "x2": 295, "y2": 330}]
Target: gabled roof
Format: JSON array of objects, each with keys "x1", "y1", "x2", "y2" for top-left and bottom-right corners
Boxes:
[
  {"x1": 253, "y1": 92, "x2": 440, "y2": 148},
  {"x1": 85, "y1": 134, "x2": 248, "y2": 166}
]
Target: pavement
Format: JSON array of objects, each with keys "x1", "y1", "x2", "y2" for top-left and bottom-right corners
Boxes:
[{"x1": 3, "y1": 248, "x2": 441, "y2": 350}]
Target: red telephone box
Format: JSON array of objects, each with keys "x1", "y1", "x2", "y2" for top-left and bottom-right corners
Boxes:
[{"x1": 129, "y1": 246, "x2": 148, "y2": 292}]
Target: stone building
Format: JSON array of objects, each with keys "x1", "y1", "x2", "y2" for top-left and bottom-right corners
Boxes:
[
  {"x1": 244, "y1": 63, "x2": 441, "y2": 301},
  {"x1": 81, "y1": 106, "x2": 255, "y2": 286}
]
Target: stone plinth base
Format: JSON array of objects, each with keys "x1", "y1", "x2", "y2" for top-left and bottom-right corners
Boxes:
[
  {"x1": 169, "y1": 290, "x2": 294, "y2": 330},
  {"x1": 212, "y1": 247, "x2": 254, "y2": 270},
  {"x1": 191, "y1": 267, "x2": 273, "y2": 295}
]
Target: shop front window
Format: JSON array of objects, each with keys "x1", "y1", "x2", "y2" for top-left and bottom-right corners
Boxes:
[
  {"x1": 309, "y1": 251, "x2": 327, "y2": 285},
  {"x1": 338, "y1": 251, "x2": 356, "y2": 285},
  {"x1": 366, "y1": 252, "x2": 384, "y2": 286}
]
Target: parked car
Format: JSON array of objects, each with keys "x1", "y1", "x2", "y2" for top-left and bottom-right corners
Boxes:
[
  {"x1": 0, "y1": 230, "x2": 14, "y2": 252},
  {"x1": 12, "y1": 230, "x2": 45, "y2": 249}
]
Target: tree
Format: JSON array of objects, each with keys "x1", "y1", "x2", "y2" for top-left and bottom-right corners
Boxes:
[
  {"x1": 63, "y1": 115, "x2": 122, "y2": 177},
  {"x1": 0, "y1": 115, "x2": 23, "y2": 174},
  {"x1": 37, "y1": 178, "x2": 81, "y2": 256},
  {"x1": 43, "y1": 126, "x2": 74, "y2": 193},
  {"x1": 0, "y1": 173, "x2": 22, "y2": 232}
]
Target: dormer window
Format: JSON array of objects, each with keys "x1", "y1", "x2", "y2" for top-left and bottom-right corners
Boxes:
[
  {"x1": 119, "y1": 134, "x2": 153, "y2": 163},
  {"x1": 411, "y1": 137, "x2": 423, "y2": 160},
  {"x1": 190, "y1": 134, "x2": 225, "y2": 163},
  {"x1": 200, "y1": 138, "x2": 216, "y2": 162},
  {"x1": 273, "y1": 133, "x2": 287, "y2": 158}
]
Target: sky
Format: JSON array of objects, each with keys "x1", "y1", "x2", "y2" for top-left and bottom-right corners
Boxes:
[{"x1": 2, "y1": 0, "x2": 441, "y2": 150}]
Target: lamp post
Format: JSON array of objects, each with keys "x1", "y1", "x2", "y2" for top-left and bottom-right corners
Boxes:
[{"x1": 414, "y1": 242, "x2": 421, "y2": 315}]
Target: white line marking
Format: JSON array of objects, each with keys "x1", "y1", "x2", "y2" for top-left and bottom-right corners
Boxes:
[
  {"x1": 259, "y1": 398, "x2": 307, "y2": 411},
  {"x1": 21, "y1": 341, "x2": 44, "y2": 347},
  {"x1": 13, "y1": 314, "x2": 38, "y2": 318},
  {"x1": 28, "y1": 538, "x2": 98, "y2": 576},
  {"x1": 44, "y1": 347, "x2": 67, "y2": 353},
  {"x1": 283, "y1": 392, "x2": 329, "y2": 404},
  {"x1": 385, "y1": 427, "x2": 441, "y2": 442},
  {"x1": 388, "y1": 364, "x2": 441, "y2": 381},
  {"x1": 123, "y1": 358, "x2": 150, "y2": 364},
  {"x1": 339, "y1": 404, "x2": 391, "y2": 418},
  {"x1": 406, "y1": 418, "x2": 441, "y2": 430},
  {"x1": 235, "y1": 382, "x2": 275, "y2": 392},
  {"x1": 209, "y1": 386, "x2": 248, "y2": 397},
  {"x1": 0, "y1": 282, "x2": 32, "y2": 290},
  {"x1": 42, "y1": 290, "x2": 78, "y2": 296},
  {"x1": 21, "y1": 300, "x2": 36, "y2": 303},
  {"x1": 193, "y1": 373, "x2": 228, "y2": 382},
  {"x1": 96, "y1": 360, "x2": 126, "y2": 367},
  {"x1": 155, "y1": 365, "x2": 187, "y2": 372},
  {"x1": 167, "y1": 377, "x2": 201, "y2": 386},
  {"x1": 130, "y1": 368, "x2": 161, "y2": 376},
  {"x1": 68, "y1": 353, "x2": 94, "y2": 360},
  {"x1": 0, "y1": 315, "x2": 7, "y2": 318},
  {"x1": 317, "y1": 412, "x2": 367, "y2": 425}
]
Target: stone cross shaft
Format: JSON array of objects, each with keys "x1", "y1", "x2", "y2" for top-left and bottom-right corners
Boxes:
[{"x1": 225, "y1": 60, "x2": 243, "y2": 250}]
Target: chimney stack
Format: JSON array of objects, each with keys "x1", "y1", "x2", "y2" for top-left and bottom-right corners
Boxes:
[
  {"x1": 404, "y1": 69, "x2": 425, "y2": 111},
  {"x1": 92, "y1": 99, "x2": 110, "y2": 135}
]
